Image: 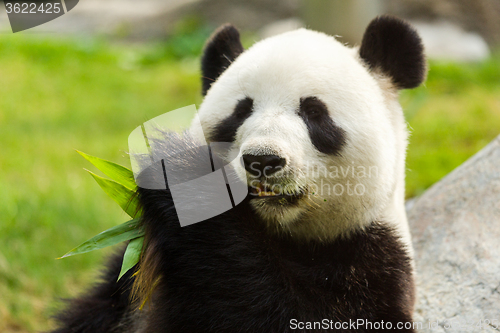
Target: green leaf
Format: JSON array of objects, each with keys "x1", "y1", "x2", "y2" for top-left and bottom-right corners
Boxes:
[
  {"x1": 119, "y1": 237, "x2": 144, "y2": 281},
  {"x1": 87, "y1": 170, "x2": 140, "y2": 217},
  {"x1": 59, "y1": 219, "x2": 144, "y2": 259},
  {"x1": 77, "y1": 150, "x2": 136, "y2": 190}
]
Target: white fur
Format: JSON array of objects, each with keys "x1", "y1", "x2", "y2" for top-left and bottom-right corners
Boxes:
[{"x1": 191, "y1": 29, "x2": 413, "y2": 253}]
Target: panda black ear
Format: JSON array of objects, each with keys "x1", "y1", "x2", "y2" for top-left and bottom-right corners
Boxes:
[
  {"x1": 201, "y1": 24, "x2": 244, "y2": 95},
  {"x1": 359, "y1": 15, "x2": 426, "y2": 90}
]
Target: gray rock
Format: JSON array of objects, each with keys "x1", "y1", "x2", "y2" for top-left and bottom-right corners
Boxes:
[
  {"x1": 0, "y1": 0, "x2": 298, "y2": 39},
  {"x1": 408, "y1": 135, "x2": 500, "y2": 332},
  {"x1": 0, "y1": 0, "x2": 200, "y2": 38},
  {"x1": 385, "y1": 0, "x2": 500, "y2": 47},
  {"x1": 2, "y1": 0, "x2": 498, "y2": 54},
  {"x1": 411, "y1": 20, "x2": 490, "y2": 62}
]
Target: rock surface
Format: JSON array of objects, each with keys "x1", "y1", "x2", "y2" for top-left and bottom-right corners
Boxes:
[
  {"x1": 412, "y1": 21, "x2": 490, "y2": 62},
  {"x1": 0, "y1": 0, "x2": 298, "y2": 39},
  {"x1": 408, "y1": 135, "x2": 500, "y2": 332},
  {"x1": 385, "y1": 0, "x2": 500, "y2": 47},
  {"x1": 1, "y1": 0, "x2": 492, "y2": 62}
]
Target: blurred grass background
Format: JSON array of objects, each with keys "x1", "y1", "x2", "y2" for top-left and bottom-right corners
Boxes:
[{"x1": 0, "y1": 23, "x2": 499, "y2": 332}]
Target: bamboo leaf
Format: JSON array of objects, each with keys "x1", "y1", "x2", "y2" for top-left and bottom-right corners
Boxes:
[
  {"x1": 86, "y1": 170, "x2": 140, "y2": 217},
  {"x1": 59, "y1": 219, "x2": 144, "y2": 258},
  {"x1": 118, "y1": 237, "x2": 144, "y2": 281},
  {"x1": 77, "y1": 150, "x2": 136, "y2": 190}
]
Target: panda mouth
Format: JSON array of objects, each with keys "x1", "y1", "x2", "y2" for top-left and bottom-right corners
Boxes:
[{"x1": 248, "y1": 182, "x2": 306, "y2": 203}]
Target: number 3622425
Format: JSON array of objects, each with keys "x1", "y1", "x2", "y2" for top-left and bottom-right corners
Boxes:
[{"x1": 5, "y1": 2, "x2": 62, "y2": 14}]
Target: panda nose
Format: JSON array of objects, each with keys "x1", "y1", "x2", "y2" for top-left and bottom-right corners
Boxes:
[{"x1": 242, "y1": 154, "x2": 286, "y2": 177}]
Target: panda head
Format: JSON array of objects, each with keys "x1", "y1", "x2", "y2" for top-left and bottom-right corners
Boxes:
[{"x1": 192, "y1": 16, "x2": 426, "y2": 241}]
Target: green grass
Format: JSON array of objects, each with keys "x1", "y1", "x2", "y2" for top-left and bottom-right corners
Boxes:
[
  {"x1": 401, "y1": 57, "x2": 500, "y2": 196},
  {"x1": 0, "y1": 36, "x2": 201, "y2": 333},
  {"x1": 0, "y1": 35, "x2": 499, "y2": 332}
]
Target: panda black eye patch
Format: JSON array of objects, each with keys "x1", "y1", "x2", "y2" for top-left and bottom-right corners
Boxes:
[
  {"x1": 298, "y1": 96, "x2": 346, "y2": 155},
  {"x1": 210, "y1": 97, "x2": 254, "y2": 142}
]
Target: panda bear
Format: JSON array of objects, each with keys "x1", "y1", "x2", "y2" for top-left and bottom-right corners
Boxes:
[{"x1": 51, "y1": 15, "x2": 426, "y2": 333}]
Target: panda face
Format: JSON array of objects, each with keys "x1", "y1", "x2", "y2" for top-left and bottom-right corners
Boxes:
[{"x1": 193, "y1": 18, "x2": 425, "y2": 240}]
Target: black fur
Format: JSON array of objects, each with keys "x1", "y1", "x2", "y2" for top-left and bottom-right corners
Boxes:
[
  {"x1": 359, "y1": 15, "x2": 426, "y2": 89},
  {"x1": 50, "y1": 251, "x2": 137, "y2": 333},
  {"x1": 201, "y1": 24, "x2": 244, "y2": 95},
  {"x1": 299, "y1": 97, "x2": 346, "y2": 155},
  {"x1": 136, "y1": 185, "x2": 415, "y2": 332},
  {"x1": 210, "y1": 97, "x2": 253, "y2": 142}
]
